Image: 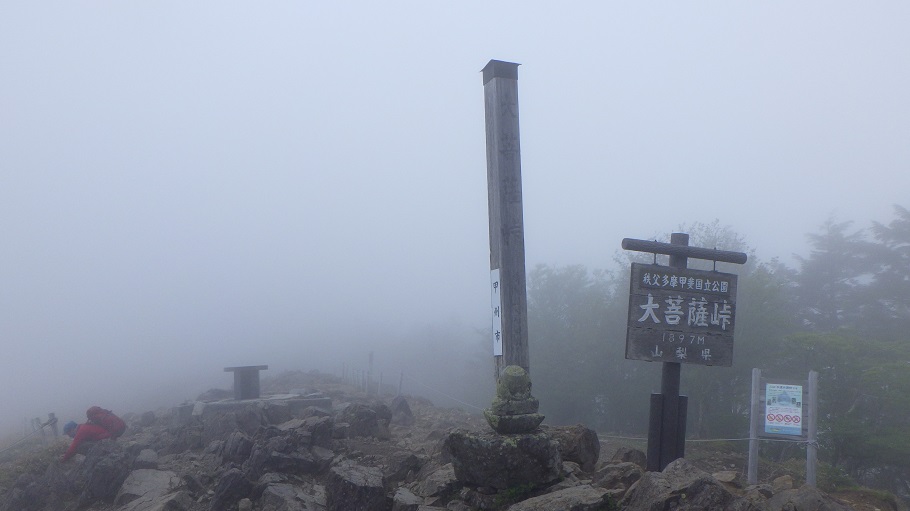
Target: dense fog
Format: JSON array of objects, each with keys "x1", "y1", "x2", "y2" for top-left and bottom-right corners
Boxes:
[{"x1": 2, "y1": 3, "x2": 909, "y2": 438}]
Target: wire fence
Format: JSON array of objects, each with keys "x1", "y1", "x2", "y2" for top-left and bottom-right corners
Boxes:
[
  {"x1": 0, "y1": 416, "x2": 58, "y2": 457},
  {"x1": 334, "y1": 362, "x2": 821, "y2": 453}
]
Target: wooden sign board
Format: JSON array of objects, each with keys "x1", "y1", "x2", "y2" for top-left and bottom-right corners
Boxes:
[{"x1": 625, "y1": 263, "x2": 738, "y2": 367}]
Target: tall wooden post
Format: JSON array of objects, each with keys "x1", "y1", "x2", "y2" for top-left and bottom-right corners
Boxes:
[{"x1": 482, "y1": 59, "x2": 529, "y2": 379}]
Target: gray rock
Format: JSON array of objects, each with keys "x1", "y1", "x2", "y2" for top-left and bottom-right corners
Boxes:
[
  {"x1": 391, "y1": 487, "x2": 423, "y2": 511},
  {"x1": 591, "y1": 461, "x2": 643, "y2": 494},
  {"x1": 772, "y1": 474, "x2": 795, "y2": 493},
  {"x1": 325, "y1": 460, "x2": 389, "y2": 511},
  {"x1": 766, "y1": 485, "x2": 855, "y2": 511},
  {"x1": 609, "y1": 446, "x2": 647, "y2": 470},
  {"x1": 260, "y1": 402, "x2": 293, "y2": 425},
  {"x1": 259, "y1": 483, "x2": 321, "y2": 511},
  {"x1": 414, "y1": 463, "x2": 458, "y2": 498},
  {"x1": 133, "y1": 449, "x2": 159, "y2": 470},
  {"x1": 337, "y1": 403, "x2": 392, "y2": 440},
  {"x1": 621, "y1": 458, "x2": 750, "y2": 511},
  {"x1": 443, "y1": 429, "x2": 561, "y2": 490},
  {"x1": 384, "y1": 451, "x2": 427, "y2": 484},
  {"x1": 139, "y1": 411, "x2": 157, "y2": 427},
  {"x1": 390, "y1": 396, "x2": 415, "y2": 427},
  {"x1": 210, "y1": 468, "x2": 253, "y2": 511},
  {"x1": 119, "y1": 491, "x2": 192, "y2": 511},
  {"x1": 76, "y1": 440, "x2": 133, "y2": 506},
  {"x1": 540, "y1": 424, "x2": 600, "y2": 472},
  {"x1": 115, "y1": 469, "x2": 180, "y2": 505},
  {"x1": 505, "y1": 484, "x2": 614, "y2": 511},
  {"x1": 222, "y1": 431, "x2": 253, "y2": 463},
  {"x1": 714, "y1": 469, "x2": 745, "y2": 488}
]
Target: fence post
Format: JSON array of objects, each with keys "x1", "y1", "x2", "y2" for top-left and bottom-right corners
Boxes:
[
  {"x1": 806, "y1": 370, "x2": 818, "y2": 487},
  {"x1": 748, "y1": 368, "x2": 761, "y2": 484}
]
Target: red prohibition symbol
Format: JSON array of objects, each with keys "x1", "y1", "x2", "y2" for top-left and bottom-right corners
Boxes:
[
  {"x1": 766, "y1": 414, "x2": 775, "y2": 421},
  {"x1": 793, "y1": 416, "x2": 801, "y2": 423},
  {"x1": 775, "y1": 414, "x2": 784, "y2": 422}
]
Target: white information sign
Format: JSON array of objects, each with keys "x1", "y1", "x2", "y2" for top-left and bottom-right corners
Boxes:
[
  {"x1": 491, "y1": 269, "x2": 502, "y2": 356},
  {"x1": 764, "y1": 383, "x2": 804, "y2": 436}
]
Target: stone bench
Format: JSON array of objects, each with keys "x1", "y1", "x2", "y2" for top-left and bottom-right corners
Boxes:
[{"x1": 224, "y1": 365, "x2": 268, "y2": 400}]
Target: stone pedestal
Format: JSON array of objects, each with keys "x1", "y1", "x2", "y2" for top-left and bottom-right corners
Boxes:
[{"x1": 442, "y1": 429, "x2": 561, "y2": 490}]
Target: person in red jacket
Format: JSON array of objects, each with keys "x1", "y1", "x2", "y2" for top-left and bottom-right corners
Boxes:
[{"x1": 60, "y1": 420, "x2": 111, "y2": 461}]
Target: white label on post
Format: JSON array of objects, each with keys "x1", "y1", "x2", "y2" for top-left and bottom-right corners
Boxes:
[{"x1": 491, "y1": 268, "x2": 502, "y2": 356}]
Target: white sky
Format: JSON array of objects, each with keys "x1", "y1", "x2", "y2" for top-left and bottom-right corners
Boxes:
[{"x1": 2, "y1": 2, "x2": 908, "y2": 432}]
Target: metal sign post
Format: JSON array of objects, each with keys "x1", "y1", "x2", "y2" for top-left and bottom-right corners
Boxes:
[
  {"x1": 622, "y1": 234, "x2": 747, "y2": 471},
  {"x1": 747, "y1": 369, "x2": 819, "y2": 486}
]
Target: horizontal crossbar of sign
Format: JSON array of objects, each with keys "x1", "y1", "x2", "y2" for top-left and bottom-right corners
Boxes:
[
  {"x1": 625, "y1": 327, "x2": 733, "y2": 367},
  {"x1": 622, "y1": 238, "x2": 748, "y2": 265}
]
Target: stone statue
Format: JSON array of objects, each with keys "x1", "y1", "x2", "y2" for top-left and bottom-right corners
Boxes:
[{"x1": 484, "y1": 365, "x2": 545, "y2": 434}]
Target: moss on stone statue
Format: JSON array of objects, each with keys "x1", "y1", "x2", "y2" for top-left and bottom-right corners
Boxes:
[{"x1": 485, "y1": 366, "x2": 544, "y2": 434}]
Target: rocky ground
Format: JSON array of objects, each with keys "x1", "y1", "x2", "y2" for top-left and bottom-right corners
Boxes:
[{"x1": 0, "y1": 369, "x2": 905, "y2": 511}]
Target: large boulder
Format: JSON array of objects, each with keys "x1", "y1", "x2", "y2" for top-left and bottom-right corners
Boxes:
[
  {"x1": 442, "y1": 429, "x2": 561, "y2": 490},
  {"x1": 620, "y1": 458, "x2": 751, "y2": 511},
  {"x1": 412, "y1": 463, "x2": 458, "y2": 500},
  {"x1": 767, "y1": 485, "x2": 855, "y2": 511},
  {"x1": 389, "y1": 396, "x2": 415, "y2": 427},
  {"x1": 210, "y1": 468, "x2": 253, "y2": 511},
  {"x1": 73, "y1": 440, "x2": 133, "y2": 507},
  {"x1": 325, "y1": 460, "x2": 390, "y2": 511},
  {"x1": 221, "y1": 431, "x2": 254, "y2": 463},
  {"x1": 242, "y1": 420, "x2": 335, "y2": 479},
  {"x1": 591, "y1": 461, "x2": 643, "y2": 496},
  {"x1": 337, "y1": 403, "x2": 392, "y2": 440},
  {"x1": 609, "y1": 446, "x2": 647, "y2": 470},
  {"x1": 540, "y1": 424, "x2": 600, "y2": 472}
]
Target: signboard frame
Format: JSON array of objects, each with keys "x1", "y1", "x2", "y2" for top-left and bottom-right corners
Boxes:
[
  {"x1": 625, "y1": 262, "x2": 738, "y2": 367},
  {"x1": 759, "y1": 377, "x2": 809, "y2": 440}
]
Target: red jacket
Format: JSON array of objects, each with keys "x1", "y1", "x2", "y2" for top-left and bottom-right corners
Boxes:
[
  {"x1": 86, "y1": 406, "x2": 126, "y2": 438},
  {"x1": 62, "y1": 423, "x2": 111, "y2": 461}
]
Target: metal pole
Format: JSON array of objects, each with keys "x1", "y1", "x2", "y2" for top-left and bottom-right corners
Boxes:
[
  {"x1": 482, "y1": 59, "x2": 530, "y2": 380},
  {"x1": 748, "y1": 368, "x2": 761, "y2": 484},
  {"x1": 807, "y1": 370, "x2": 818, "y2": 487},
  {"x1": 368, "y1": 352, "x2": 374, "y2": 395}
]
